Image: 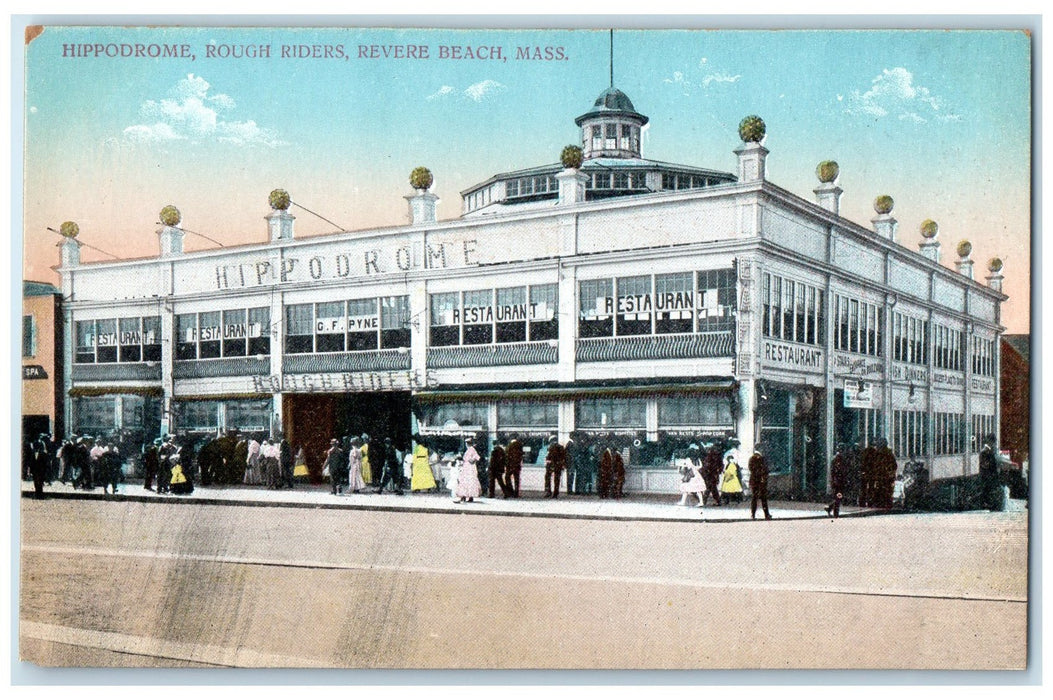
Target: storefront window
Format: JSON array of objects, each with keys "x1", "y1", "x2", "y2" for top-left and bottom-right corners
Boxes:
[
  {"x1": 347, "y1": 298, "x2": 379, "y2": 351},
  {"x1": 285, "y1": 304, "x2": 314, "y2": 354},
  {"x1": 175, "y1": 400, "x2": 220, "y2": 432},
  {"x1": 657, "y1": 394, "x2": 733, "y2": 428},
  {"x1": 654, "y1": 272, "x2": 694, "y2": 334},
  {"x1": 74, "y1": 396, "x2": 116, "y2": 436},
  {"x1": 226, "y1": 399, "x2": 271, "y2": 433},
  {"x1": 420, "y1": 402, "x2": 489, "y2": 432},
  {"x1": 575, "y1": 397, "x2": 647, "y2": 430},
  {"x1": 758, "y1": 388, "x2": 791, "y2": 475},
  {"x1": 118, "y1": 317, "x2": 142, "y2": 362},
  {"x1": 496, "y1": 401, "x2": 559, "y2": 429}
]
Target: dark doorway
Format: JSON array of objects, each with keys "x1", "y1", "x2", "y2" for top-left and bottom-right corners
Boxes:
[{"x1": 284, "y1": 392, "x2": 412, "y2": 481}]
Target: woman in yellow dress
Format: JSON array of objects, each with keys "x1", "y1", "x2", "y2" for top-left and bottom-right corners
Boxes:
[
  {"x1": 720, "y1": 453, "x2": 744, "y2": 503},
  {"x1": 360, "y1": 433, "x2": 372, "y2": 485},
  {"x1": 410, "y1": 434, "x2": 437, "y2": 492}
]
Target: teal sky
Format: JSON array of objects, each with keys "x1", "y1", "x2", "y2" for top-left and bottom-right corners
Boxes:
[{"x1": 22, "y1": 26, "x2": 1032, "y2": 332}]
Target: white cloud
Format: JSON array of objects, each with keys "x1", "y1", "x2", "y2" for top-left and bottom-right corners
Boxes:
[
  {"x1": 463, "y1": 79, "x2": 506, "y2": 102},
  {"x1": 700, "y1": 72, "x2": 741, "y2": 88},
  {"x1": 844, "y1": 67, "x2": 961, "y2": 123},
  {"x1": 124, "y1": 73, "x2": 282, "y2": 147},
  {"x1": 426, "y1": 85, "x2": 457, "y2": 101}
]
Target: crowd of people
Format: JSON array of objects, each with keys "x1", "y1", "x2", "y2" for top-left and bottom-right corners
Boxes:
[{"x1": 24, "y1": 426, "x2": 1004, "y2": 514}]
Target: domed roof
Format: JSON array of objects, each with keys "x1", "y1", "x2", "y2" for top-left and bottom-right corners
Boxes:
[{"x1": 575, "y1": 87, "x2": 649, "y2": 126}]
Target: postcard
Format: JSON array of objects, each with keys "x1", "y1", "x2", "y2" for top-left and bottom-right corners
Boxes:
[{"x1": 17, "y1": 22, "x2": 1031, "y2": 673}]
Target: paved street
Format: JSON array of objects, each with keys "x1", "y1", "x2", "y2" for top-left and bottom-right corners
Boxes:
[{"x1": 18, "y1": 491, "x2": 1028, "y2": 670}]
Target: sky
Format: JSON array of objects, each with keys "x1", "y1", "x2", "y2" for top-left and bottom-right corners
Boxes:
[{"x1": 20, "y1": 25, "x2": 1032, "y2": 333}]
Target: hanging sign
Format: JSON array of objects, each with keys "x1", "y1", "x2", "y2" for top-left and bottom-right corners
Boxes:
[{"x1": 843, "y1": 379, "x2": 874, "y2": 408}]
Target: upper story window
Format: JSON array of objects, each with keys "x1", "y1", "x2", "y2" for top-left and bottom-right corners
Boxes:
[
  {"x1": 177, "y1": 308, "x2": 270, "y2": 360},
  {"x1": 761, "y1": 273, "x2": 825, "y2": 346},
  {"x1": 971, "y1": 336, "x2": 995, "y2": 377},
  {"x1": 429, "y1": 285, "x2": 558, "y2": 348},
  {"x1": 892, "y1": 312, "x2": 929, "y2": 365},
  {"x1": 284, "y1": 297, "x2": 408, "y2": 355},
  {"x1": 75, "y1": 315, "x2": 162, "y2": 364},
  {"x1": 22, "y1": 315, "x2": 36, "y2": 358},
  {"x1": 833, "y1": 293, "x2": 883, "y2": 357},
  {"x1": 933, "y1": 323, "x2": 963, "y2": 371},
  {"x1": 580, "y1": 269, "x2": 736, "y2": 339}
]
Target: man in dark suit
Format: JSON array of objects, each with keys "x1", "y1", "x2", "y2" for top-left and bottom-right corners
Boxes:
[
  {"x1": 826, "y1": 443, "x2": 848, "y2": 518},
  {"x1": 597, "y1": 443, "x2": 613, "y2": 499},
  {"x1": 488, "y1": 441, "x2": 509, "y2": 498},
  {"x1": 702, "y1": 442, "x2": 724, "y2": 506},
  {"x1": 143, "y1": 438, "x2": 161, "y2": 491},
  {"x1": 611, "y1": 440, "x2": 625, "y2": 499},
  {"x1": 504, "y1": 434, "x2": 523, "y2": 498},
  {"x1": 749, "y1": 443, "x2": 772, "y2": 520},
  {"x1": 377, "y1": 437, "x2": 404, "y2": 495},
  {"x1": 978, "y1": 434, "x2": 1001, "y2": 511},
  {"x1": 543, "y1": 435, "x2": 567, "y2": 498}
]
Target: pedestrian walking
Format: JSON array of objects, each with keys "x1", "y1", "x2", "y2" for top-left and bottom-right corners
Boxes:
[
  {"x1": 978, "y1": 434, "x2": 1001, "y2": 511},
  {"x1": 293, "y1": 446, "x2": 310, "y2": 482},
  {"x1": 874, "y1": 438, "x2": 898, "y2": 509},
  {"x1": 597, "y1": 443, "x2": 614, "y2": 499},
  {"x1": 859, "y1": 440, "x2": 876, "y2": 507},
  {"x1": 611, "y1": 441, "x2": 625, "y2": 499},
  {"x1": 101, "y1": 442, "x2": 123, "y2": 495},
  {"x1": 377, "y1": 437, "x2": 404, "y2": 495},
  {"x1": 678, "y1": 446, "x2": 705, "y2": 507},
  {"x1": 544, "y1": 435, "x2": 567, "y2": 498},
  {"x1": 826, "y1": 443, "x2": 849, "y2": 518},
  {"x1": 169, "y1": 460, "x2": 194, "y2": 495},
  {"x1": 243, "y1": 435, "x2": 262, "y2": 485},
  {"x1": 720, "y1": 453, "x2": 744, "y2": 503},
  {"x1": 346, "y1": 437, "x2": 366, "y2": 492},
  {"x1": 324, "y1": 439, "x2": 348, "y2": 494},
  {"x1": 456, "y1": 436, "x2": 483, "y2": 503},
  {"x1": 504, "y1": 434, "x2": 523, "y2": 498},
  {"x1": 360, "y1": 433, "x2": 373, "y2": 486},
  {"x1": 280, "y1": 438, "x2": 295, "y2": 489},
  {"x1": 488, "y1": 441, "x2": 509, "y2": 498},
  {"x1": 749, "y1": 444, "x2": 772, "y2": 520},
  {"x1": 702, "y1": 442, "x2": 724, "y2": 506},
  {"x1": 142, "y1": 438, "x2": 160, "y2": 491},
  {"x1": 410, "y1": 435, "x2": 437, "y2": 493},
  {"x1": 29, "y1": 433, "x2": 50, "y2": 498}
]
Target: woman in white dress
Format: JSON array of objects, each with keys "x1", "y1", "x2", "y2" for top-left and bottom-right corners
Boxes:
[
  {"x1": 347, "y1": 437, "x2": 366, "y2": 493},
  {"x1": 678, "y1": 443, "x2": 705, "y2": 507},
  {"x1": 456, "y1": 436, "x2": 483, "y2": 503}
]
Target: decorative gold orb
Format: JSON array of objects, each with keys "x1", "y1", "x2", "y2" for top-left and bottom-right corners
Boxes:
[
  {"x1": 268, "y1": 189, "x2": 291, "y2": 211},
  {"x1": 988, "y1": 257, "x2": 1004, "y2": 272},
  {"x1": 874, "y1": 195, "x2": 895, "y2": 215},
  {"x1": 159, "y1": 205, "x2": 181, "y2": 227},
  {"x1": 816, "y1": 161, "x2": 839, "y2": 183},
  {"x1": 920, "y1": 219, "x2": 939, "y2": 239},
  {"x1": 59, "y1": 221, "x2": 79, "y2": 238},
  {"x1": 409, "y1": 166, "x2": 434, "y2": 191},
  {"x1": 956, "y1": 240, "x2": 972, "y2": 258},
  {"x1": 561, "y1": 145, "x2": 584, "y2": 170},
  {"x1": 738, "y1": 115, "x2": 766, "y2": 143}
]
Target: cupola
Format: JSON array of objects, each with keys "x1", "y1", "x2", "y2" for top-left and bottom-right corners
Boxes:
[{"x1": 574, "y1": 87, "x2": 649, "y2": 160}]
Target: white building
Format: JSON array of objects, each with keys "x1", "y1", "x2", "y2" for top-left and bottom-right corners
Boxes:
[{"x1": 57, "y1": 86, "x2": 1006, "y2": 497}]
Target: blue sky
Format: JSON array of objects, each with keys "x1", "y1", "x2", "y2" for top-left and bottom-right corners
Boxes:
[{"x1": 22, "y1": 25, "x2": 1032, "y2": 331}]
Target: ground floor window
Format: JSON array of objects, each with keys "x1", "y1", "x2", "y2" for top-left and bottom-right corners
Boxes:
[
  {"x1": 575, "y1": 397, "x2": 646, "y2": 431},
  {"x1": 175, "y1": 400, "x2": 221, "y2": 432},
  {"x1": 933, "y1": 412, "x2": 965, "y2": 455},
  {"x1": 757, "y1": 387, "x2": 791, "y2": 475},
  {"x1": 73, "y1": 396, "x2": 116, "y2": 436},
  {"x1": 971, "y1": 414, "x2": 995, "y2": 453},
  {"x1": 226, "y1": 399, "x2": 272, "y2": 433},
  {"x1": 892, "y1": 409, "x2": 928, "y2": 460}
]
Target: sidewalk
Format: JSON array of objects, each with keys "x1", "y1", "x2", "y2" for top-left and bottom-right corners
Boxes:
[{"x1": 21, "y1": 479, "x2": 876, "y2": 523}]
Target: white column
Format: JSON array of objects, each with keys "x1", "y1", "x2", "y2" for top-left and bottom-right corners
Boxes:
[{"x1": 557, "y1": 264, "x2": 577, "y2": 383}]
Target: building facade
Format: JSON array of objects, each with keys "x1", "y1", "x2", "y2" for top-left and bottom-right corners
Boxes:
[
  {"x1": 22, "y1": 281, "x2": 64, "y2": 442},
  {"x1": 56, "y1": 88, "x2": 1007, "y2": 496}
]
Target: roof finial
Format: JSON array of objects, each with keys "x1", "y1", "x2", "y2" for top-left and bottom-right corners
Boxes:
[{"x1": 609, "y1": 29, "x2": 614, "y2": 88}]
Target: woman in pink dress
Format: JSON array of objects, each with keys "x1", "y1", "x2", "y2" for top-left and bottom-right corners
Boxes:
[{"x1": 456, "y1": 436, "x2": 483, "y2": 503}]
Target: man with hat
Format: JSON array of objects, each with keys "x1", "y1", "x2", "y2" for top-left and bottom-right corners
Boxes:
[
  {"x1": 748, "y1": 442, "x2": 772, "y2": 520},
  {"x1": 825, "y1": 443, "x2": 849, "y2": 518},
  {"x1": 487, "y1": 438, "x2": 509, "y2": 498},
  {"x1": 28, "y1": 433, "x2": 51, "y2": 498},
  {"x1": 978, "y1": 433, "x2": 1001, "y2": 511},
  {"x1": 544, "y1": 435, "x2": 567, "y2": 499},
  {"x1": 702, "y1": 440, "x2": 725, "y2": 506},
  {"x1": 143, "y1": 438, "x2": 161, "y2": 491},
  {"x1": 324, "y1": 438, "x2": 349, "y2": 495},
  {"x1": 376, "y1": 437, "x2": 404, "y2": 495},
  {"x1": 504, "y1": 433, "x2": 524, "y2": 498}
]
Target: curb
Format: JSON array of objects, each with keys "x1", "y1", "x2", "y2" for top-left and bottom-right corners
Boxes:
[{"x1": 20, "y1": 487, "x2": 883, "y2": 524}]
